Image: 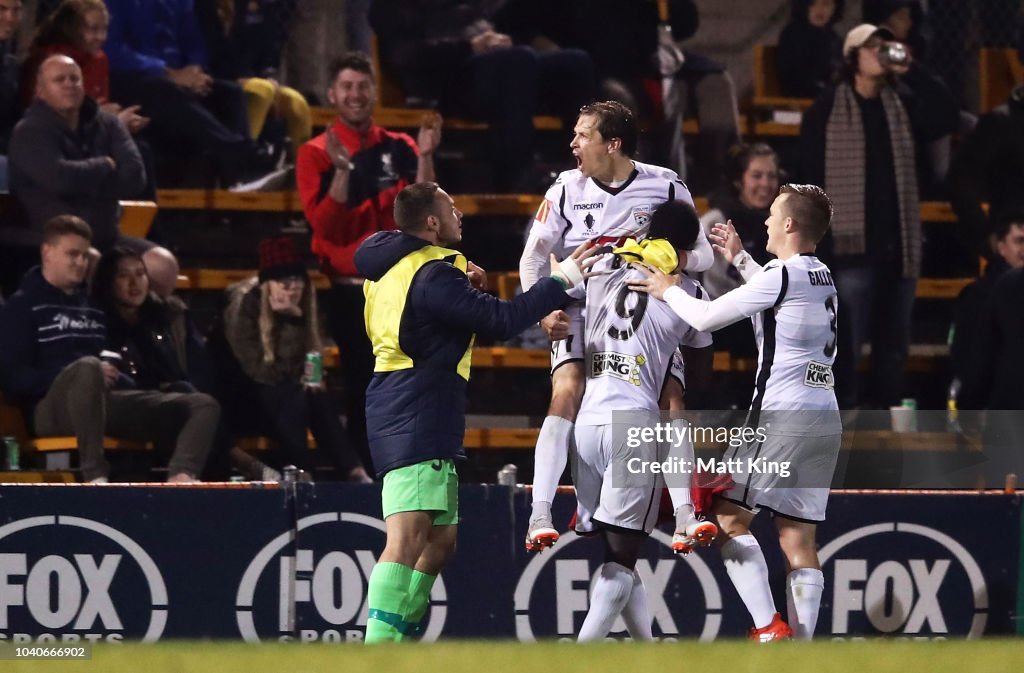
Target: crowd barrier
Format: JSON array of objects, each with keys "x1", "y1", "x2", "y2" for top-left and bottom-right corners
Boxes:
[{"x1": 0, "y1": 485, "x2": 1018, "y2": 642}]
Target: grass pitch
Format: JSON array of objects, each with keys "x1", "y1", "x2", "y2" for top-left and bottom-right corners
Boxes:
[{"x1": 5, "y1": 639, "x2": 1024, "y2": 673}]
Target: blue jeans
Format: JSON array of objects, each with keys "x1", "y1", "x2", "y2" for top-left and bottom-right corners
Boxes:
[{"x1": 834, "y1": 266, "x2": 917, "y2": 408}]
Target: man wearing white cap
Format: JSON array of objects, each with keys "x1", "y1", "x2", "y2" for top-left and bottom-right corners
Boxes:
[{"x1": 798, "y1": 23, "x2": 938, "y2": 411}]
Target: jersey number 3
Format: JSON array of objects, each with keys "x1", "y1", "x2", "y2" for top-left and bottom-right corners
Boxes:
[{"x1": 823, "y1": 295, "x2": 837, "y2": 357}]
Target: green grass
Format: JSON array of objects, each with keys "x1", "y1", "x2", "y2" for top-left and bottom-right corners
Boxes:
[{"x1": 4, "y1": 639, "x2": 1024, "y2": 673}]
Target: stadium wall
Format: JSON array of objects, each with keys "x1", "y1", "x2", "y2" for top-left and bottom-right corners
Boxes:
[{"x1": 0, "y1": 485, "x2": 1017, "y2": 642}]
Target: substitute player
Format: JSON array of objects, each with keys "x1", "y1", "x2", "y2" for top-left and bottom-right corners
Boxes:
[
  {"x1": 575, "y1": 201, "x2": 718, "y2": 641},
  {"x1": 629, "y1": 184, "x2": 842, "y2": 642},
  {"x1": 520, "y1": 101, "x2": 714, "y2": 551},
  {"x1": 355, "y1": 183, "x2": 601, "y2": 643}
]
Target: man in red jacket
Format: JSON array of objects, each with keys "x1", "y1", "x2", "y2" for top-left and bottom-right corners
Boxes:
[{"x1": 296, "y1": 51, "x2": 441, "y2": 472}]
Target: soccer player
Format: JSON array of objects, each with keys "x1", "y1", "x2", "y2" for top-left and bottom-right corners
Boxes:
[
  {"x1": 629, "y1": 184, "x2": 842, "y2": 641},
  {"x1": 575, "y1": 200, "x2": 718, "y2": 642},
  {"x1": 354, "y1": 182, "x2": 601, "y2": 643},
  {"x1": 520, "y1": 100, "x2": 714, "y2": 552}
]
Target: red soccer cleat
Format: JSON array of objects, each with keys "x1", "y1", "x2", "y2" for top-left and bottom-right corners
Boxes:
[{"x1": 748, "y1": 613, "x2": 793, "y2": 643}]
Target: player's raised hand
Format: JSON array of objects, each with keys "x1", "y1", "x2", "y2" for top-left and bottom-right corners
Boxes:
[
  {"x1": 709, "y1": 219, "x2": 744, "y2": 264},
  {"x1": 417, "y1": 111, "x2": 443, "y2": 157},
  {"x1": 627, "y1": 263, "x2": 679, "y2": 301},
  {"x1": 548, "y1": 240, "x2": 605, "y2": 290},
  {"x1": 540, "y1": 310, "x2": 571, "y2": 340}
]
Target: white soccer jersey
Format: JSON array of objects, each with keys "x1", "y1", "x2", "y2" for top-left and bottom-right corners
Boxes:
[
  {"x1": 577, "y1": 260, "x2": 711, "y2": 426},
  {"x1": 663, "y1": 254, "x2": 841, "y2": 424},
  {"x1": 519, "y1": 161, "x2": 703, "y2": 291}
]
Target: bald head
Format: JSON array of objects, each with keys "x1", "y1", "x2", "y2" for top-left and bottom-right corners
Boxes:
[
  {"x1": 142, "y1": 246, "x2": 180, "y2": 299},
  {"x1": 36, "y1": 55, "x2": 84, "y2": 117}
]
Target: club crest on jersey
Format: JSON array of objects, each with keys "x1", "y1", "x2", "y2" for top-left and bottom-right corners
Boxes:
[
  {"x1": 804, "y1": 361, "x2": 835, "y2": 389},
  {"x1": 631, "y1": 205, "x2": 652, "y2": 228},
  {"x1": 583, "y1": 213, "x2": 596, "y2": 231},
  {"x1": 591, "y1": 351, "x2": 646, "y2": 386}
]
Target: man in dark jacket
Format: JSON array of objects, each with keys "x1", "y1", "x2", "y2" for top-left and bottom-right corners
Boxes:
[
  {"x1": 354, "y1": 182, "x2": 598, "y2": 643},
  {"x1": 0, "y1": 215, "x2": 216, "y2": 483},
  {"x1": 9, "y1": 54, "x2": 145, "y2": 252}
]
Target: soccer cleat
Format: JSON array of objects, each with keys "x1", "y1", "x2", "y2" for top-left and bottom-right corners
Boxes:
[
  {"x1": 748, "y1": 613, "x2": 793, "y2": 642},
  {"x1": 525, "y1": 515, "x2": 560, "y2": 552},
  {"x1": 671, "y1": 517, "x2": 718, "y2": 555}
]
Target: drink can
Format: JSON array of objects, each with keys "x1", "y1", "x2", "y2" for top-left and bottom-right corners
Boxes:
[
  {"x1": 303, "y1": 352, "x2": 324, "y2": 386},
  {"x1": 901, "y1": 398, "x2": 917, "y2": 411},
  {"x1": 3, "y1": 436, "x2": 20, "y2": 471},
  {"x1": 497, "y1": 464, "x2": 517, "y2": 487},
  {"x1": 229, "y1": 475, "x2": 245, "y2": 483}
]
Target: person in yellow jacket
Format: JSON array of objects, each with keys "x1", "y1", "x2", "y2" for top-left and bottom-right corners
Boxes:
[{"x1": 353, "y1": 182, "x2": 600, "y2": 642}]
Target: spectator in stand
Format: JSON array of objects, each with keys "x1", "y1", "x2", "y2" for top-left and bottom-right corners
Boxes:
[
  {"x1": 700, "y1": 142, "x2": 780, "y2": 298},
  {"x1": 800, "y1": 23, "x2": 939, "y2": 408},
  {"x1": 960, "y1": 261, "x2": 1024, "y2": 486},
  {"x1": 103, "y1": 0, "x2": 275, "y2": 188},
  {"x1": 503, "y1": 0, "x2": 739, "y2": 194},
  {"x1": 863, "y1": 0, "x2": 964, "y2": 195},
  {"x1": 195, "y1": 0, "x2": 311, "y2": 164},
  {"x1": 0, "y1": 0, "x2": 24, "y2": 189},
  {"x1": 369, "y1": 0, "x2": 594, "y2": 190},
  {"x1": 91, "y1": 245, "x2": 232, "y2": 479},
  {"x1": 698, "y1": 142, "x2": 780, "y2": 363},
  {"x1": 218, "y1": 236, "x2": 371, "y2": 482},
  {"x1": 777, "y1": 0, "x2": 845, "y2": 99},
  {"x1": 0, "y1": 215, "x2": 216, "y2": 483},
  {"x1": 296, "y1": 52, "x2": 441, "y2": 473},
  {"x1": 949, "y1": 85, "x2": 1024, "y2": 259},
  {"x1": 20, "y1": 0, "x2": 157, "y2": 200},
  {"x1": 9, "y1": 54, "x2": 145, "y2": 252},
  {"x1": 952, "y1": 210, "x2": 1024, "y2": 411},
  {"x1": 21, "y1": 1, "x2": 148, "y2": 130}
]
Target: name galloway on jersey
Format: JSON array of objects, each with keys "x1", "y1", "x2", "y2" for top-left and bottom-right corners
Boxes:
[{"x1": 590, "y1": 351, "x2": 646, "y2": 386}]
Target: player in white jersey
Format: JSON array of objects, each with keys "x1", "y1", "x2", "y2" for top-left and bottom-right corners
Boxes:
[
  {"x1": 574, "y1": 201, "x2": 718, "y2": 642},
  {"x1": 519, "y1": 101, "x2": 713, "y2": 552},
  {"x1": 629, "y1": 184, "x2": 841, "y2": 642}
]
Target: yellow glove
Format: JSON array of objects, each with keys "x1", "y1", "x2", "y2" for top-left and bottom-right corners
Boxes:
[{"x1": 612, "y1": 238, "x2": 679, "y2": 275}]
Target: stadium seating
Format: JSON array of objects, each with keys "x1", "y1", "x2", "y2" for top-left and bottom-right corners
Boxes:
[{"x1": 979, "y1": 47, "x2": 1024, "y2": 113}]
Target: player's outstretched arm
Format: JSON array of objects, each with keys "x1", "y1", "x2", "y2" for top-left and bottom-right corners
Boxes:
[{"x1": 629, "y1": 262, "x2": 781, "y2": 333}]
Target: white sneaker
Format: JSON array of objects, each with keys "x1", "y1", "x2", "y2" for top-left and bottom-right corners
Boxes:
[
  {"x1": 87, "y1": 476, "x2": 109, "y2": 484},
  {"x1": 229, "y1": 166, "x2": 295, "y2": 192}
]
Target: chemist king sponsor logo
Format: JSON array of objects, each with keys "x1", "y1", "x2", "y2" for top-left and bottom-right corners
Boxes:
[
  {"x1": 0, "y1": 516, "x2": 168, "y2": 644},
  {"x1": 236, "y1": 513, "x2": 447, "y2": 643},
  {"x1": 514, "y1": 530, "x2": 722, "y2": 641},
  {"x1": 820, "y1": 523, "x2": 988, "y2": 639}
]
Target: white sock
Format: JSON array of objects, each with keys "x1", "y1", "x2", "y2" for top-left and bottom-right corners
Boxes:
[
  {"x1": 673, "y1": 503, "x2": 695, "y2": 533},
  {"x1": 578, "y1": 562, "x2": 634, "y2": 642},
  {"x1": 721, "y1": 535, "x2": 776, "y2": 629},
  {"x1": 666, "y1": 420, "x2": 694, "y2": 521},
  {"x1": 619, "y1": 570, "x2": 653, "y2": 641},
  {"x1": 787, "y1": 568, "x2": 824, "y2": 640},
  {"x1": 532, "y1": 416, "x2": 573, "y2": 509}
]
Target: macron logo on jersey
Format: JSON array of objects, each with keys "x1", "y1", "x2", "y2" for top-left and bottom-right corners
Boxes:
[{"x1": 591, "y1": 351, "x2": 646, "y2": 386}]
